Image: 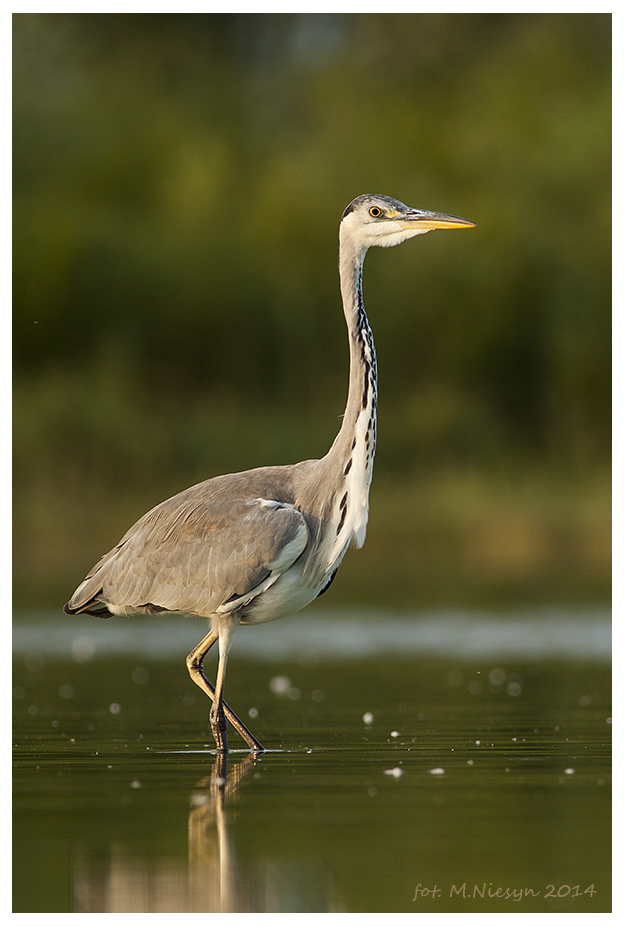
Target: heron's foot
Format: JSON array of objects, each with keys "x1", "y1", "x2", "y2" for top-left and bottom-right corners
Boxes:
[{"x1": 210, "y1": 703, "x2": 228, "y2": 753}]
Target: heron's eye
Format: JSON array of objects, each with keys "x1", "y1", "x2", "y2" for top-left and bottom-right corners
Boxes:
[{"x1": 369, "y1": 206, "x2": 383, "y2": 218}]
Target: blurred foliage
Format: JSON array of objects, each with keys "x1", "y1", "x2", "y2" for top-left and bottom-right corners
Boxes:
[{"x1": 13, "y1": 13, "x2": 611, "y2": 608}]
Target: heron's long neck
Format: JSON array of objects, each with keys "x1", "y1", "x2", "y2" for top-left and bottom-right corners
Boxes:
[{"x1": 325, "y1": 234, "x2": 377, "y2": 561}]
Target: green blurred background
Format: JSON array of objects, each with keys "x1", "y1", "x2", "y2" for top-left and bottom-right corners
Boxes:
[{"x1": 13, "y1": 13, "x2": 611, "y2": 612}]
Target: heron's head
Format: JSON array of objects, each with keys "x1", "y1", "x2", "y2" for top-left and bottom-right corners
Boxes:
[{"x1": 340, "y1": 194, "x2": 475, "y2": 252}]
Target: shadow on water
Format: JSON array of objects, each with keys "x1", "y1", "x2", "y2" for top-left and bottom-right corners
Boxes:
[{"x1": 13, "y1": 609, "x2": 611, "y2": 913}]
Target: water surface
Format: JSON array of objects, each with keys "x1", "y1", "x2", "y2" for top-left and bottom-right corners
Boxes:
[{"x1": 13, "y1": 609, "x2": 611, "y2": 913}]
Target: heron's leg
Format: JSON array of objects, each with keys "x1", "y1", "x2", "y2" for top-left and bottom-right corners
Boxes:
[
  {"x1": 186, "y1": 630, "x2": 264, "y2": 753},
  {"x1": 209, "y1": 624, "x2": 236, "y2": 753}
]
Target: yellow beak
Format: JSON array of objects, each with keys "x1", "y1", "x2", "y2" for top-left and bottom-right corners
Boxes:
[{"x1": 398, "y1": 210, "x2": 476, "y2": 231}]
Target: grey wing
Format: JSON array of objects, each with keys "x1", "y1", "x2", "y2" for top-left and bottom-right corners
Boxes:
[{"x1": 64, "y1": 491, "x2": 309, "y2": 618}]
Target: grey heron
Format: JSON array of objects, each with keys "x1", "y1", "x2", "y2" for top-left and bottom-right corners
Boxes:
[{"x1": 64, "y1": 194, "x2": 475, "y2": 753}]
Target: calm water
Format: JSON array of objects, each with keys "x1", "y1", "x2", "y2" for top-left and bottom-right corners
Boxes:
[{"x1": 13, "y1": 609, "x2": 611, "y2": 913}]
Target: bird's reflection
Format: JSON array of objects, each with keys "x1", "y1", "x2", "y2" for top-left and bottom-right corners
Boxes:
[
  {"x1": 71, "y1": 751, "x2": 260, "y2": 913},
  {"x1": 72, "y1": 750, "x2": 334, "y2": 912},
  {"x1": 187, "y1": 751, "x2": 259, "y2": 912}
]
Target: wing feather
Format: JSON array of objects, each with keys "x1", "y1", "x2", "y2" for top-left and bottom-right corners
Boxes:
[{"x1": 65, "y1": 473, "x2": 309, "y2": 618}]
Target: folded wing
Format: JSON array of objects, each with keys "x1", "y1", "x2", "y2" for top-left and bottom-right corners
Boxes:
[{"x1": 64, "y1": 480, "x2": 309, "y2": 619}]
